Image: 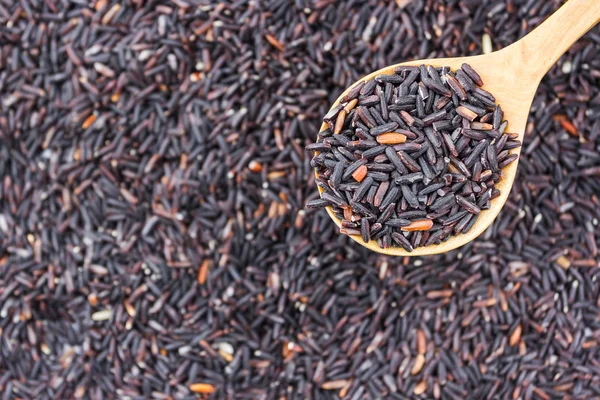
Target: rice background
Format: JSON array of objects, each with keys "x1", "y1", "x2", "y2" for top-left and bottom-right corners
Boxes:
[{"x1": 1, "y1": 0, "x2": 600, "y2": 399}]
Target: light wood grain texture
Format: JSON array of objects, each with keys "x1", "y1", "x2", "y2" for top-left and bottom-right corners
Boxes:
[{"x1": 315, "y1": 0, "x2": 600, "y2": 256}]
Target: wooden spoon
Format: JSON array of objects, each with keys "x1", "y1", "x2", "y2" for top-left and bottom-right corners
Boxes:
[{"x1": 315, "y1": 0, "x2": 600, "y2": 256}]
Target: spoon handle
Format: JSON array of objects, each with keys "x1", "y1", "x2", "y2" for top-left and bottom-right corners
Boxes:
[{"x1": 516, "y1": 0, "x2": 600, "y2": 82}]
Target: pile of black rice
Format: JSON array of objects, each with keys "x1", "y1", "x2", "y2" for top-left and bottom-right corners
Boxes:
[
  {"x1": 1, "y1": 1, "x2": 599, "y2": 399},
  {"x1": 307, "y1": 63, "x2": 521, "y2": 251}
]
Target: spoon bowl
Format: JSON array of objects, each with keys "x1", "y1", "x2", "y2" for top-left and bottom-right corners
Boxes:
[{"x1": 314, "y1": 0, "x2": 600, "y2": 256}]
